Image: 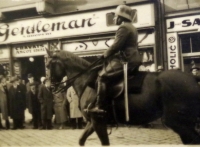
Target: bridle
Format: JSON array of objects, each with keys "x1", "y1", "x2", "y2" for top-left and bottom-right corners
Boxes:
[{"x1": 50, "y1": 56, "x2": 104, "y2": 93}]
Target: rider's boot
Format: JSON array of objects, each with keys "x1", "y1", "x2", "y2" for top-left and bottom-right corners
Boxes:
[{"x1": 89, "y1": 80, "x2": 106, "y2": 113}]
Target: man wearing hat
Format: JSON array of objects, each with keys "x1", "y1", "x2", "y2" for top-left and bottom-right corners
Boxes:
[
  {"x1": 38, "y1": 78, "x2": 54, "y2": 130},
  {"x1": 26, "y1": 73, "x2": 39, "y2": 92},
  {"x1": 89, "y1": 5, "x2": 141, "y2": 112},
  {"x1": 9, "y1": 76, "x2": 26, "y2": 129},
  {"x1": 27, "y1": 82, "x2": 42, "y2": 129}
]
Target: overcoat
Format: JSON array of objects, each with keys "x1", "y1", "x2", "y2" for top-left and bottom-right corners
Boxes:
[
  {"x1": 9, "y1": 85, "x2": 26, "y2": 119},
  {"x1": 99, "y1": 22, "x2": 141, "y2": 77},
  {"x1": 38, "y1": 85, "x2": 53, "y2": 119},
  {"x1": 67, "y1": 86, "x2": 82, "y2": 118},
  {"x1": 53, "y1": 92, "x2": 68, "y2": 123},
  {"x1": 27, "y1": 90, "x2": 40, "y2": 114},
  {"x1": 26, "y1": 81, "x2": 38, "y2": 108},
  {"x1": 0, "y1": 85, "x2": 9, "y2": 120}
]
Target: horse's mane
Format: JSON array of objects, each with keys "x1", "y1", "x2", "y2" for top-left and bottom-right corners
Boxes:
[{"x1": 56, "y1": 50, "x2": 91, "y2": 68}]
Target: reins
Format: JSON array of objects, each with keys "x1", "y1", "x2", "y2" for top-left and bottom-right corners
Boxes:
[
  {"x1": 52, "y1": 56, "x2": 104, "y2": 93},
  {"x1": 52, "y1": 29, "x2": 152, "y2": 93}
]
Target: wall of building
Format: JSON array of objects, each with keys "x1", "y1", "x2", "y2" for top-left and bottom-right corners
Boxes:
[{"x1": 163, "y1": 0, "x2": 200, "y2": 72}]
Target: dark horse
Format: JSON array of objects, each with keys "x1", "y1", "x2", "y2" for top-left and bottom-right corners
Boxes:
[{"x1": 47, "y1": 50, "x2": 200, "y2": 145}]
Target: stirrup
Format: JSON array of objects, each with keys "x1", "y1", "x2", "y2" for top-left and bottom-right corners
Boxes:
[
  {"x1": 88, "y1": 106, "x2": 106, "y2": 113},
  {"x1": 83, "y1": 103, "x2": 93, "y2": 113}
]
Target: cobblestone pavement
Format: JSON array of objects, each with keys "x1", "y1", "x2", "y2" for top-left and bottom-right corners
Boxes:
[
  {"x1": 0, "y1": 110, "x2": 183, "y2": 146},
  {"x1": 0, "y1": 124, "x2": 182, "y2": 146}
]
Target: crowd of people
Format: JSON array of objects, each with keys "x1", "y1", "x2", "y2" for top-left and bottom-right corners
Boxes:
[{"x1": 0, "y1": 73, "x2": 84, "y2": 130}]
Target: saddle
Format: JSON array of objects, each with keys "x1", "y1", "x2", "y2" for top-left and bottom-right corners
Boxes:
[
  {"x1": 89, "y1": 64, "x2": 147, "y2": 98},
  {"x1": 106, "y1": 71, "x2": 148, "y2": 99}
]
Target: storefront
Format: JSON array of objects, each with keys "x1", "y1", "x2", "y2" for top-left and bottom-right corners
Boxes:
[
  {"x1": 11, "y1": 42, "x2": 48, "y2": 82},
  {"x1": 62, "y1": 3, "x2": 157, "y2": 72},
  {"x1": 0, "y1": 1, "x2": 160, "y2": 81},
  {"x1": 166, "y1": 15, "x2": 200, "y2": 73}
]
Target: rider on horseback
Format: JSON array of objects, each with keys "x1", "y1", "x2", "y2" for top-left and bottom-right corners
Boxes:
[{"x1": 89, "y1": 5, "x2": 141, "y2": 113}]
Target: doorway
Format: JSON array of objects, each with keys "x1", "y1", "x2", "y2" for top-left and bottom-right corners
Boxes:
[{"x1": 20, "y1": 56, "x2": 46, "y2": 83}]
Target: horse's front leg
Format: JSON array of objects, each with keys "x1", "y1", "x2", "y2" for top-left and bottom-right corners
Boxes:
[
  {"x1": 91, "y1": 114, "x2": 110, "y2": 145},
  {"x1": 79, "y1": 121, "x2": 94, "y2": 146}
]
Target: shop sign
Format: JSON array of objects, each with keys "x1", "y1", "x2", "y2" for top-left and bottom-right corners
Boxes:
[
  {"x1": 167, "y1": 15, "x2": 200, "y2": 33},
  {"x1": 13, "y1": 42, "x2": 48, "y2": 57},
  {"x1": 0, "y1": 4, "x2": 155, "y2": 44},
  {"x1": 0, "y1": 46, "x2": 9, "y2": 59},
  {"x1": 63, "y1": 33, "x2": 155, "y2": 52},
  {"x1": 167, "y1": 33, "x2": 180, "y2": 69}
]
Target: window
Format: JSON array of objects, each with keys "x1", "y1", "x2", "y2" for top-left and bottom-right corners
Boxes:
[
  {"x1": 183, "y1": 57, "x2": 200, "y2": 73},
  {"x1": 180, "y1": 33, "x2": 200, "y2": 72},
  {"x1": 106, "y1": 9, "x2": 137, "y2": 26},
  {"x1": 138, "y1": 47, "x2": 155, "y2": 72},
  {"x1": 180, "y1": 33, "x2": 200, "y2": 54}
]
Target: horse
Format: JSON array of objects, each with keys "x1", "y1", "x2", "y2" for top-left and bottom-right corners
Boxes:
[{"x1": 46, "y1": 50, "x2": 200, "y2": 145}]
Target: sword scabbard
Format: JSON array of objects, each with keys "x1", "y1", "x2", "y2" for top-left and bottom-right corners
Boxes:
[{"x1": 123, "y1": 62, "x2": 129, "y2": 122}]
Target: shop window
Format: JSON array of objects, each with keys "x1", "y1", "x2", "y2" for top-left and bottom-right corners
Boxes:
[
  {"x1": 180, "y1": 33, "x2": 200, "y2": 53},
  {"x1": 183, "y1": 57, "x2": 200, "y2": 73},
  {"x1": 106, "y1": 9, "x2": 137, "y2": 26},
  {"x1": 181, "y1": 33, "x2": 200, "y2": 73},
  {"x1": 138, "y1": 47, "x2": 155, "y2": 72}
]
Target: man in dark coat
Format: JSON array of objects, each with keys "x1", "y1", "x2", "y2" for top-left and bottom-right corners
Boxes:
[
  {"x1": 38, "y1": 78, "x2": 53, "y2": 130},
  {"x1": 26, "y1": 73, "x2": 39, "y2": 124},
  {"x1": 90, "y1": 5, "x2": 141, "y2": 112},
  {"x1": 16, "y1": 76, "x2": 26, "y2": 124},
  {"x1": 9, "y1": 76, "x2": 26, "y2": 130},
  {"x1": 27, "y1": 83, "x2": 42, "y2": 129}
]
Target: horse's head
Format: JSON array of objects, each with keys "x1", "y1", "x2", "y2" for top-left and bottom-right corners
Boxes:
[
  {"x1": 46, "y1": 49, "x2": 91, "y2": 92},
  {"x1": 46, "y1": 50, "x2": 66, "y2": 83}
]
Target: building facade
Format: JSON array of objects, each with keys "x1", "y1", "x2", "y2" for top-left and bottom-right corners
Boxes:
[
  {"x1": 0, "y1": 0, "x2": 163, "y2": 82},
  {"x1": 163, "y1": 0, "x2": 200, "y2": 73}
]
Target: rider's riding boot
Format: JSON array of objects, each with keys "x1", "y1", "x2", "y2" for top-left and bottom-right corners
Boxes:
[{"x1": 89, "y1": 81, "x2": 106, "y2": 113}]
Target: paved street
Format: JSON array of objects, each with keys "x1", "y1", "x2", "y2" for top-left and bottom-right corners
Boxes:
[
  {"x1": 0, "y1": 125, "x2": 182, "y2": 146},
  {"x1": 0, "y1": 110, "x2": 183, "y2": 146}
]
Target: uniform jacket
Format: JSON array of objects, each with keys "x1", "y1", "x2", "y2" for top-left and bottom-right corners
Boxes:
[
  {"x1": 38, "y1": 85, "x2": 53, "y2": 119},
  {"x1": 67, "y1": 86, "x2": 82, "y2": 118},
  {"x1": 9, "y1": 85, "x2": 26, "y2": 119},
  {"x1": 100, "y1": 22, "x2": 141, "y2": 77}
]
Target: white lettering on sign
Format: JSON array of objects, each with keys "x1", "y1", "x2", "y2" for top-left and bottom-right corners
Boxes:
[
  {"x1": 166, "y1": 15, "x2": 200, "y2": 32},
  {"x1": 0, "y1": 4, "x2": 154, "y2": 44},
  {"x1": 13, "y1": 43, "x2": 48, "y2": 57},
  {"x1": 167, "y1": 33, "x2": 179, "y2": 69}
]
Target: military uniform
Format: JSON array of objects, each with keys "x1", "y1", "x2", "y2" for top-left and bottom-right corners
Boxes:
[{"x1": 92, "y1": 5, "x2": 141, "y2": 112}]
